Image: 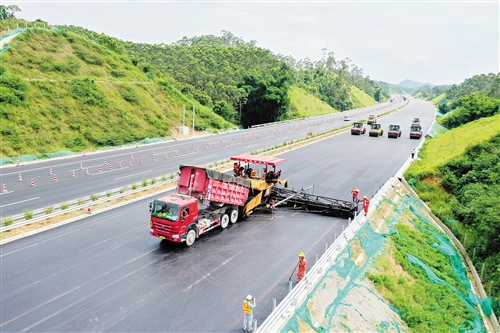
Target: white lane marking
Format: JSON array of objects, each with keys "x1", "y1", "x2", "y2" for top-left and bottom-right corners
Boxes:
[
  {"x1": 0, "y1": 191, "x2": 13, "y2": 195},
  {"x1": 0, "y1": 197, "x2": 39, "y2": 208},
  {"x1": 244, "y1": 144, "x2": 258, "y2": 149},
  {"x1": 182, "y1": 250, "x2": 242, "y2": 292},
  {"x1": 114, "y1": 170, "x2": 152, "y2": 180},
  {"x1": 194, "y1": 154, "x2": 217, "y2": 161}
]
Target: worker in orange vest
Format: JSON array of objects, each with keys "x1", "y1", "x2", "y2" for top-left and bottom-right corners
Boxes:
[
  {"x1": 359, "y1": 195, "x2": 370, "y2": 216},
  {"x1": 351, "y1": 188, "x2": 359, "y2": 203},
  {"x1": 297, "y1": 252, "x2": 307, "y2": 281},
  {"x1": 242, "y1": 295, "x2": 256, "y2": 332}
]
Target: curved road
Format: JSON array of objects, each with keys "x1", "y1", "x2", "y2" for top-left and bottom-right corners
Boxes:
[
  {"x1": 0, "y1": 98, "x2": 405, "y2": 217},
  {"x1": 0, "y1": 98, "x2": 436, "y2": 332}
]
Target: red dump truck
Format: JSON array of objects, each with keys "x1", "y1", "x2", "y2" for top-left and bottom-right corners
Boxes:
[{"x1": 149, "y1": 165, "x2": 254, "y2": 246}]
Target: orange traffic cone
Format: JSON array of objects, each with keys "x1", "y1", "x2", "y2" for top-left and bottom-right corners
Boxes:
[
  {"x1": 18, "y1": 173, "x2": 22, "y2": 181},
  {"x1": 72, "y1": 170, "x2": 76, "y2": 178},
  {"x1": 30, "y1": 178, "x2": 35, "y2": 187},
  {"x1": 87, "y1": 205, "x2": 92, "y2": 214},
  {"x1": 3, "y1": 183, "x2": 6, "y2": 192},
  {"x1": 53, "y1": 174, "x2": 58, "y2": 182}
]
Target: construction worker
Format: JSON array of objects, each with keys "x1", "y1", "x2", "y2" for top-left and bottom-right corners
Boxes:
[
  {"x1": 359, "y1": 195, "x2": 370, "y2": 216},
  {"x1": 233, "y1": 163, "x2": 242, "y2": 177},
  {"x1": 242, "y1": 295, "x2": 256, "y2": 332},
  {"x1": 351, "y1": 188, "x2": 359, "y2": 203},
  {"x1": 297, "y1": 252, "x2": 307, "y2": 281}
]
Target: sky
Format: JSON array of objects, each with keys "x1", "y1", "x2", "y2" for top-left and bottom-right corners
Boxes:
[{"x1": 4, "y1": 1, "x2": 499, "y2": 86}]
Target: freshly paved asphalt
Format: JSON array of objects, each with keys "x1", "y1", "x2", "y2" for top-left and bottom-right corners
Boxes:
[
  {"x1": 0, "y1": 97, "x2": 436, "y2": 332},
  {"x1": 0, "y1": 98, "x2": 404, "y2": 217}
]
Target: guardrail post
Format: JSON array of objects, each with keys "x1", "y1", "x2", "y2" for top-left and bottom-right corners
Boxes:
[
  {"x1": 315, "y1": 253, "x2": 318, "y2": 264},
  {"x1": 253, "y1": 319, "x2": 257, "y2": 332},
  {"x1": 288, "y1": 280, "x2": 292, "y2": 293},
  {"x1": 348, "y1": 217, "x2": 351, "y2": 225},
  {"x1": 272, "y1": 298, "x2": 276, "y2": 311},
  {"x1": 325, "y1": 242, "x2": 328, "y2": 252}
]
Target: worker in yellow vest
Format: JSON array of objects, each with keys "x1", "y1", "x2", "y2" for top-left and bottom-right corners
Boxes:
[{"x1": 242, "y1": 295, "x2": 256, "y2": 332}]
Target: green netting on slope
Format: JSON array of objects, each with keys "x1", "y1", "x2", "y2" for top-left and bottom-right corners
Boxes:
[
  {"x1": 428, "y1": 122, "x2": 448, "y2": 137},
  {"x1": 280, "y1": 193, "x2": 488, "y2": 333},
  {"x1": 392, "y1": 196, "x2": 486, "y2": 332},
  {"x1": 0, "y1": 151, "x2": 76, "y2": 166},
  {"x1": 281, "y1": 198, "x2": 407, "y2": 333}
]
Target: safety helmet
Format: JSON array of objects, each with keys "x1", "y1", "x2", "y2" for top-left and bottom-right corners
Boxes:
[
  {"x1": 299, "y1": 252, "x2": 305, "y2": 257},
  {"x1": 355, "y1": 188, "x2": 359, "y2": 192},
  {"x1": 246, "y1": 295, "x2": 253, "y2": 300},
  {"x1": 364, "y1": 195, "x2": 367, "y2": 198}
]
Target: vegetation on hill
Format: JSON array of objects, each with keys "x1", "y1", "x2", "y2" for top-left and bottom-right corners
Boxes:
[
  {"x1": 406, "y1": 112, "x2": 500, "y2": 317},
  {"x1": 0, "y1": 27, "x2": 229, "y2": 157},
  {"x1": 280, "y1": 52, "x2": 383, "y2": 110},
  {"x1": 61, "y1": 26, "x2": 380, "y2": 123}
]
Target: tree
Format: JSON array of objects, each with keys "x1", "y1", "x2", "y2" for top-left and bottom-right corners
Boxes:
[
  {"x1": 238, "y1": 64, "x2": 291, "y2": 128},
  {"x1": 0, "y1": 5, "x2": 21, "y2": 20}
]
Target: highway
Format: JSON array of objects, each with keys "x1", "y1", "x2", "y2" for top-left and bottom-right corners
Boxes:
[
  {"x1": 0, "y1": 98, "x2": 404, "y2": 217},
  {"x1": 0, "y1": 98, "x2": 436, "y2": 332}
]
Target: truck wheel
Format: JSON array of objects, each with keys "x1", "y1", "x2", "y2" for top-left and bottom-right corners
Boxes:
[
  {"x1": 185, "y1": 229, "x2": 196, "y2": 247},
  {"x1": 230, "y1": 209, "x2": 238, "y2": 224},
  {"x1": 220, "y1": 214, "x2": 230, "y2": 229}
]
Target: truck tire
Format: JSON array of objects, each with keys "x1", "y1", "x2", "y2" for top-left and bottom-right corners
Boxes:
[
  {"x1": 185, "y1": 229, "x2": 196, "y2": 247},
  {"x1": 230, "y1": 209, "x2": 238, "y2": 224},
  {"x1": 220, "y1": 214, "x2": 230, "y2": 229}
]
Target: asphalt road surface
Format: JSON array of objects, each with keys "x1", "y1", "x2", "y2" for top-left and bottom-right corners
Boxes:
[
  {"x1": 0, "y1": 98, "x2": 436, "y2": 332},
  {"x1": 0, "y1": 98, "x2": 405, "y2": 217}
]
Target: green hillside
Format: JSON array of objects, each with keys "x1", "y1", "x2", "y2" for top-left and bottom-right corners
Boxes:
[
  {"x1": 405, "y1": 113, "x2": 500, "y2": 314},
  {"x1": 350, "y1": 85, "x2": 377, "y2": 107},
  {"x1": 0, "y1": 28, "x2": 229, "y2": 157},
  {"x1": 289, "y1": 86, "x2": 337, "y2": 117}
]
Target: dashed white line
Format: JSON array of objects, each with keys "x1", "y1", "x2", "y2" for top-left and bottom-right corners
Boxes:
[
  {"x1": 114, "y1": 170, "x2": 152, "y2": 180},
  {"x1": 194, "y1": 154, "x2": 217, "y2": 161},
  {"x1": 0, "y1": 197, "x2": 39, "y2": 208}
]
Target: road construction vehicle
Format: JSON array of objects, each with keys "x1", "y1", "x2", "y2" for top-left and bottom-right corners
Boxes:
[
  {"x1": 387, "y1": 124, "x2": 402, "y2": 138},
  {"x1": 410, "y1": 125, "x2": 423, "y2": 139},
  {"x1": 149, "y1": 155, "x2": 358, "y2": 246},
  {"x1": 369, "y1": 123, "x2": 384, "y2": 137},
  {"x1": 350, "y1": 122, "x2": 366, "y2": 135},
  {"x1": 367, "y1": 115, "x2": 377, "y2": 124}
]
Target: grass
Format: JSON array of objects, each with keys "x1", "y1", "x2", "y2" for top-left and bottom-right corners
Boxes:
[
  {"x1": 0, "y1": 28, "x2": 231, "y2": 158},
  {"x1": 430, "y1": 93, "x2": 446, "y2": 105},
  {"x1": 289, "y1": 86, "x2": 338, "y2": 118},
  {"x1": 350, "y1": 85, "x2": 378, "y2": 108},
  {"x1": 406, "y1": 113, "x2": 500, "y2": 177}
]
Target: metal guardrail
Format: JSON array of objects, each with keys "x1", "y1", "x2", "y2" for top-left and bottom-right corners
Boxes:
[
  {"x1": 257, "y1": 177, "x2": 393, "y2": 332},
  {"x1": 1, "y1": 103, "x2": 409, "y2": 232}
]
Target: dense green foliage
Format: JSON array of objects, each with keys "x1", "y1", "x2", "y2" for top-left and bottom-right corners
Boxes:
[
  {"x1": 436, "y1": 73, "x2": 500, "y2": 114},
  {"x1": 440, "y1": 93, "x2": 500, "y2": 129},
  {"x1": 0, "y1": 4, "x2": 20, "y2": 20},
  {"x1": 439, "y1": 135, "x2": 500, "y2": 260},
  {"x1": 413, "y1": 84, "x2": 451, "y2": 100},
  {"x1": 61, "y1": 26, "x2": 379, "y2": 122},
  {"x1": 238, "y1": 66, "x2": 291, "y2": 127},
  {"x1": 280, "y1": 53, "x2": 384, "y2": 110}
]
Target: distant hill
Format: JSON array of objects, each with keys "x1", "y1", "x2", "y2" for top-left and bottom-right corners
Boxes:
[{"x1": 398, "y1": 79, "x2": 432, "y2": 89}]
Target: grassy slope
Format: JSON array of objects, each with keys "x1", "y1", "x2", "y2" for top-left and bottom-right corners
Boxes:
[
  {"x1": 289, "y1": 86, "x2": 338, "y2": 117},
  {"x1": 430, "y1": 92, "x2": 446, "y2": 105},
  {"x1": 407, "y1": 113, "x2": 500, "y2": 176},
  {"x1": 350, "y1": 85, "x2": 378, "y2": 108},
  {"x1": 0, "y1": 28, "x2": 228, "y2": 157}
]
